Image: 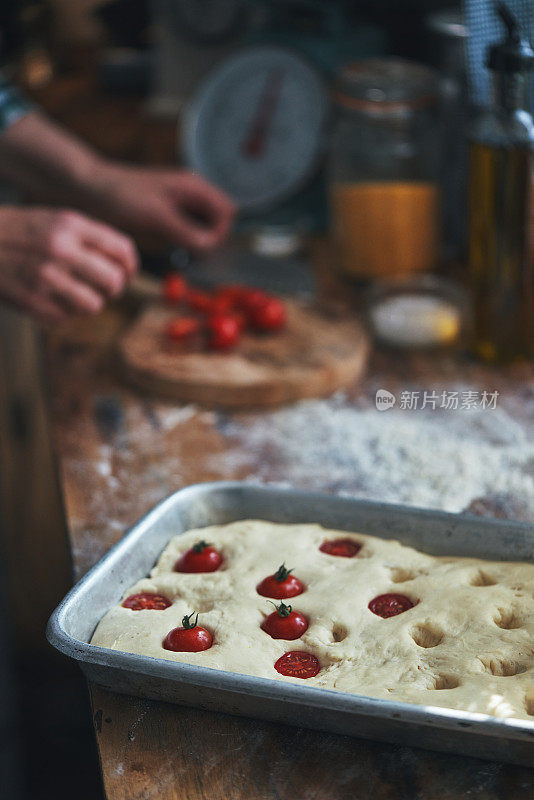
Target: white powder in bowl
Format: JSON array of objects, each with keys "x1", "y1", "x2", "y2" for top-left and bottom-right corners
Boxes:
[{"x1": 370, "y1": 295, "x2": 461, "y2": 347}]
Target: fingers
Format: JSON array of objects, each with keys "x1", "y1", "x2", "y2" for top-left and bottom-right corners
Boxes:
[
  {"x1": 40, "y1": 262, "x2": 104, "y2": 314},
  {"x1": 175, "y1": 171, "x2": 237, "y2": 218},
  {"x1": 76, "y1": 216, "x2": 139, "y2": 279},
  {"x1": 165, "y1": 171, "x2": 236, "y2": 252},
  {"x1": 45, "y1": 210, "x2": 139, "y2": 297},
  {"x1": 63, "y1": 248, "x2": 128, "y2": 297},
  {"x1": 160, "y1": 202, "x2": 232, "y2": 252},
  {"x1": 48, "y1": 211, "x2": 139, "y2": 281},
  {"x1": 0, "y1": 207, "x2": 139, "y2": 324},
  {"x1": 156, "y1": 206, "x2": 223, "y2": 252}
]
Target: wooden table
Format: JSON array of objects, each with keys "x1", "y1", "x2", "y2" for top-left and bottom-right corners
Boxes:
[{"x1": 45, "y1": 287, "x2": 534, "y2": 800}]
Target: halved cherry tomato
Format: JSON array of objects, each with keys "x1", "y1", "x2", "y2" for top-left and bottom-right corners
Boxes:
[
  {"x1": 261, "y1": 601, "x2": 308, "y2": 640},
  {"x1": 163, "y1": 274, "x2": 188, "y2": 304},
  {"x1": 250, "y1": 297, "x2": 286, "y2": 331},
  {"x1": 319, "y1": 538, "x2": 361, "y2": 558},
  {"x1": 256, "y1": 563, "x2": 305, "y2": 599},
  {"x1": 274, "y1": 651, "x2": 320, "y2": 679},
  {"x1": 174, "y1": 540, "x2": 222, "y2": 573},
  {"x1": 122, "y1": 593, "x2": 171, "y2": 610},
  {"x1": 368, "y1": 593, "x2": 415, "y2": 618},
  {"x1": 187, "y1": 289, "x2": 213, "y2": 313},
  {"x1": 207, "y1": 314, "x2": 241, "y2": 350},
  {"x1": 163, "y1": 612, "x2": 212, "y2": 652},
  {"x1": 165, "y1": 317, "x2": 201, "y2": 342}
]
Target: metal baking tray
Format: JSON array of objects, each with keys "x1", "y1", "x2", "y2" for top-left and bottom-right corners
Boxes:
[{"x1": 47, "y1": 481, "x2": 534, "y2": 765}]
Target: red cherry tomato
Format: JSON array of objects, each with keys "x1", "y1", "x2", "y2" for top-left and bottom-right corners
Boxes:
[
  {"x1": 165, "y1": 317, "x2": 201, "y2": 342},
  {"x1": 241, "y1": 288, "x2": 269, "y2": 306},
  {"x1": 187, "y1": 289, "x2": 213, "y2": 313},
  {"x1": 228, "y1": 310, "x2": 247, "y2": 332},
  {"x1": 163, "y1": 274, "x2": 188, "y2": 304},
  {"x1": 261, "y1": 601, "x2": 308, "y2": 640},
  {"x1": 240, "y1": 289, "x2": 270, "y2": 320},
  {"x1": 250, "y1": 297, "x2": 286, "y2": 331},
  {"x1": 209, "y1": 292, "x2": 236, "y2": 316},
  {"x1": 216, "y1": 285, "x2": 248, "y2": 306},
  {"x1": 210, "y1": 297, "x2": 233, "y2": 316},
  {"x1": 319, "y1": 538, "x2": 362, "y2": 558},
  {"x1": 368, "y1": 593, "x2": 415, "y2": 618},
  {"x1": 274, "y1": 651, "x2": 320, "y2": 679},
  {"x1": 174, "y1": 540, "x2": 222, "y2": 573},
  {"x1": 122, "y1": 592, "x2": 172, "y2": 610},
  {"x1": 163, "y1": 612, "x2": 213, "y2": 652},
  {"x1": 207, "y1": 314, "x2": 241, "y2": 351},
  {"x1": 256, "y1": 563, "x2": 305, "y2": 599}
]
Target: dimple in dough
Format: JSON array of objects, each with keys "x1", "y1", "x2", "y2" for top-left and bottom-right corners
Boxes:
[{"x1": 91, "y1": 520, "x2": 534, "y2": 721}]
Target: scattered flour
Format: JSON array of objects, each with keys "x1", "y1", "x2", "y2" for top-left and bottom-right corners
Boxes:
[
  {"x1": 218, "y1": 393, "x2": 534, "y2": 519},
  {"x1": 158, "y1": 405, "x2": 201, "y2": 431}
]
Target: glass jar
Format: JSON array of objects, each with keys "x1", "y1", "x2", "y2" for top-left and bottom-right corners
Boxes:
[{"x1": 329, "y1": 59, "x2": 441, "y2": 281}]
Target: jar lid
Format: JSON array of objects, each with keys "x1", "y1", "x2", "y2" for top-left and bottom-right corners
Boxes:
[{"x1": 334, "y1": 58, "x2": 439, "y2": 114}]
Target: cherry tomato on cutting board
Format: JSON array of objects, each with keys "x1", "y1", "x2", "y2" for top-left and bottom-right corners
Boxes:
[
  {"x1": 174, "y1": 540, "x2": 223, "y2": 573},
  {"x1": 122, "y1": 593, "x2": 172, "y2": 610},
  {"x1": 207, "y1": 314, "x2": 242, "y2": 350},
  {"x1": 261, "y1": 601, "x2": 308, "y2": 640},
  {"x1": 209, "y1": 291, "x2": 236, "y2": 316},
  {"x1": 256, "y1": 563, "x2": 305, "y2": 599},
  {"x1": 187, "y1": 289, "x2": 213, "y2": 313},
  {"x1": 274, "y1": 651, "x2": 320, "y2": 679},
  {"x1": 240, "y1": 288, "x2": 269, "y2": 316},
  {"x1": 250, "y1": 297, "x2": 286, "y2": 331},
  {"x1": 163, "y1": 274, "x2": 188, "y2": 304},
  {"x1": 215, "y1": 285, "x2": 249, "y2": 306},
  {"x1": 319, "y1": 538, "x2": 361, "y2": 558},
  {"x1": 368, "y1": 593, "x2": 415, "y2": 618},
  {"x1": 163, "y1": 612, "x2": 213, "y2": 652},
  {"x1": 165, "y1": 317, "x2": 201, "y2": 342}
]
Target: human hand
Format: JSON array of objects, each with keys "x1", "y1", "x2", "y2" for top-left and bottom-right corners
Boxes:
[
  {"x1": 85, "y1": 164, "x2": 236, "y2": 253},
  {"x1": 0, "y1": 206, "x2": 138, "y2": 323}
]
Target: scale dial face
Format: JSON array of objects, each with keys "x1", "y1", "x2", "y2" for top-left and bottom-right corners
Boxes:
[{"x1": 183, "y1": 46, "x2": 328, "y2": 212}]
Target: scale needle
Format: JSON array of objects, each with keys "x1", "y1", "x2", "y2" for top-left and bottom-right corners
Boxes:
[{"x1": 241, "y1": 68, "x2": 285, "y2": 159}]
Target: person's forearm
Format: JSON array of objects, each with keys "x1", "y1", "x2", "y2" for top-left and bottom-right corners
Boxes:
[
  {"x1": 0, "y1": 110, "x2": 105, "y2": 205},
  {"x1": 0, "y1": 107, "x2": 235, "y2": 252}
]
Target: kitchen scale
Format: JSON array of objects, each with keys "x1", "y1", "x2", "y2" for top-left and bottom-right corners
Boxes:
[
  {"x1": 179, "y1": 44, "x2": 329, "y2": 294},
  {"x1": 182, "y1": 45, "x2": 329, "y2": 213}
]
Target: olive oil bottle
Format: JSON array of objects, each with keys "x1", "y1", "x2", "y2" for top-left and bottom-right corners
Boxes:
[{"x1": 468, "y1": 3, "x2": 534, "y2": 362}]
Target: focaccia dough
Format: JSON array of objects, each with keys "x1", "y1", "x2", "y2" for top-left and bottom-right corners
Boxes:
[{"x1": 91, "y1": 520, "x2": 534, "y2": 721}]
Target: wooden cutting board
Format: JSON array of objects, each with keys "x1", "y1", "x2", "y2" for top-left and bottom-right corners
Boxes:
[{"x1": 118, "y1": 301, "x2": 369, "y2": 408}]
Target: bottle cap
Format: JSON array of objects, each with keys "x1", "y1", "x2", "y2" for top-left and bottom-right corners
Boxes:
[
  {"x1": 487, "y1": 2, "x2": 534, "y2": 73},
  {"x1": 333, "y1": 59, "x2": 438, "y2": 114}
]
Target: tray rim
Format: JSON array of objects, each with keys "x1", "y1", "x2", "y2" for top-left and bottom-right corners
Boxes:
[{"x1": 47, "y1": 480, "x2": 534, "y2": 742}]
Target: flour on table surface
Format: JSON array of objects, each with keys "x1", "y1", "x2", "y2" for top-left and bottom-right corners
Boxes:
[
  {"x1": 69, "y1": 384, "x2": 534, "y2": 579},
  {"x1": 216, "y1": 391, "x2": 534, "y2": 520}
]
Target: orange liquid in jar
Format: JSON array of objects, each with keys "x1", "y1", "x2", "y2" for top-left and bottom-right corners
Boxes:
[{"x1": 330, "y1": 181, "x2": 440, "y2": 279}]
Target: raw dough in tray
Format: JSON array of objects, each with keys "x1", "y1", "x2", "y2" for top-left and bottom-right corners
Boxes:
[{"x1": 91, "y1": 520, "x2": 534, "y2": 721}]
